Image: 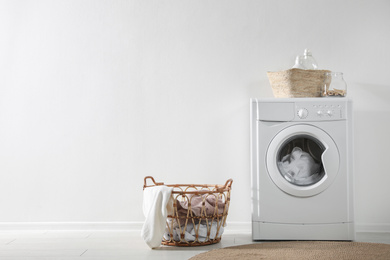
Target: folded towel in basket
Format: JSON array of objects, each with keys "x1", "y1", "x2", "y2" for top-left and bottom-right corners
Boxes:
[
  {"x1": 163, "y1": 221, "x2": 224, "y2": 242},
  {"x1": 141, "y1": 185, "x2": 173, "y2": 249},
  {"x1": 177, "y1": 193, "x2": 225, "y2": 217}
]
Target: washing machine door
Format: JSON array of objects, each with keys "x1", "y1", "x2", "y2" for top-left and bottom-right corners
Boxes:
[{"x1": 266, "y1": 124, "x2": 339, "y2": 197}]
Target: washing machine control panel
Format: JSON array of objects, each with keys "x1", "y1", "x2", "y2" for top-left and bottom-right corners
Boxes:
[{"x1": 295, "y1": 101, "x2": 346, "y2": 121}]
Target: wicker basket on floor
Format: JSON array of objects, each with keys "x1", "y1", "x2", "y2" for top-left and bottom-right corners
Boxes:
[
  {"x1": 267, "y1": 68, "x2": 331, "y2": 98},
  {"x1": 143, "y1": 176, "x2": 233, "y2": 246}
]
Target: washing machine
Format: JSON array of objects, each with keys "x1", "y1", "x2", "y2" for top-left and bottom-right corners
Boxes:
[{"x1": 250, "y1": 98, "x2": 354, "y2": 240}]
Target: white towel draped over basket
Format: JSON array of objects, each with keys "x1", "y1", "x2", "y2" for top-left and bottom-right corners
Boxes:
[{"x1": 141, "y1": 185, "x2": 174, "y2": 249}]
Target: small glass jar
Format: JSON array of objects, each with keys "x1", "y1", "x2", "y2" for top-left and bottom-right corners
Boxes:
[{"x1": 323, "y1": 72, "x2": 347, "y2": 97}]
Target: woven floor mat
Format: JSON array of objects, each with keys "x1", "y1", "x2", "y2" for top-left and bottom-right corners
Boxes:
[{"x1": 189, "y1": 241, "x2": 390, "y2": 260}]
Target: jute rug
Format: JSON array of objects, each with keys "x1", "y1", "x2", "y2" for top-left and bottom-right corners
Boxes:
[{"x1": 189, "y1": 241, "x2": 390, "y2": 260}]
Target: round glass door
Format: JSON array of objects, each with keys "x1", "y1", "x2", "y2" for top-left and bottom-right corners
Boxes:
[
  {"x1": 266, "y1": 125, "x2": 340, "y2": 197},
  {"x1": 277, "y1": 134, "x2": 325, "y2": 186}
]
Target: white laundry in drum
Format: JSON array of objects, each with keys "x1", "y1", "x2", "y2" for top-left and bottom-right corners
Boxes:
[{"x1": 277, "y1": 147, "x2": 321, "y2": 186}]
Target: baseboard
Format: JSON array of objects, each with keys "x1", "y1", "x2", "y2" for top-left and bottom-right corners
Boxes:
[
  {"x1": 355, "y1": 223, "x2": 390, "y2": 233},
  {"x1": 0, "y1": 221, "x2": 251, "y2": 232},
  {"x1": 0, "y1": 221, "x2": 388, "y2": 233},
  {"x1": 225, "y1": 221, "x2": 252, "y2": 233},
  {"x1": 0, "y1": 222, "x2": 144, "y2": 231}
]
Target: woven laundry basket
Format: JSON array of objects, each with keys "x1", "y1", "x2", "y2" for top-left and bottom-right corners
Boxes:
[
  {"x1": 143, "y1": 176, "x2": 233, "y2": 247},
  {"x1": 267, "y1": 68, "x2": 331, "y2": 98}
]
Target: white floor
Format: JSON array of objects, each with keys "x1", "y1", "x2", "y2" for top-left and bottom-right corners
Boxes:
[{"x1": 0, "y1": 230, "x2": 389, "y2": 260}]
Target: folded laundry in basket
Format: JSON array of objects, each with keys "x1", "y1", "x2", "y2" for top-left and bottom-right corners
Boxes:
[
  {"x1": 190, "y1": 221, "x2": 224, "y2": 241},
  {"x1": 163, "y1": 221, "x2": 224, "y2": 242},
  {"x1": 176, "y1": 193, "x2": 225, "y2": 217}
]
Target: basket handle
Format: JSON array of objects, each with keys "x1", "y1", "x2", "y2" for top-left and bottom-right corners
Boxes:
[
  {"x1": 216, "y1": 178, "x2": 233, "y2": 192},
  {"x1": 143, "y1": 176, "x2": 164, "y2": 189}
]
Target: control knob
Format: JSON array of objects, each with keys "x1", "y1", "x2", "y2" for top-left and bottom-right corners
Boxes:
[{"x1": 297, "y1": 108, "x2": 308, "y2": 119}]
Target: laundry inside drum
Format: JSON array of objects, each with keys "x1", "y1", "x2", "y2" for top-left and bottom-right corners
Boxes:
[{"x1": 277, "y1": 135, "x2": 326, "y2": 186}]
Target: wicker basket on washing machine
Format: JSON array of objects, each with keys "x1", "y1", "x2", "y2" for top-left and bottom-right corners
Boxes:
[
  {"x1": 267, "y1": 68, "x2": 331, "y2": 98},
  {"x1": 143, "y1": 176, "x2": 233, "y2": 246}
]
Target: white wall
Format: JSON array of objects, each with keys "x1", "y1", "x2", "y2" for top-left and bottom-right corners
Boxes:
[{"x1": 1, "y1": 0, "x2": 389, "y2": 231}]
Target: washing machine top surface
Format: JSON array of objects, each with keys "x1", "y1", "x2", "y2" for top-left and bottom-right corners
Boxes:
[{"x1": 252, "y1": 98, "x2": 351, "y2": 122}]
